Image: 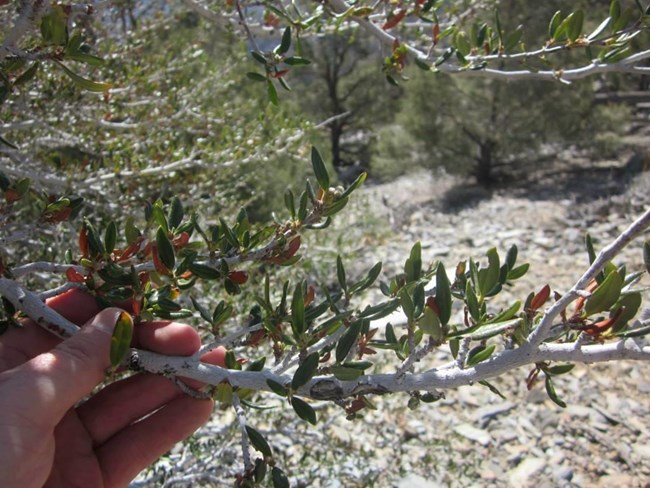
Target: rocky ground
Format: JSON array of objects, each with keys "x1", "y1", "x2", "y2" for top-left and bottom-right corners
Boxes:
[
  {"x1": 321, "y1": 163, "x2": 650, "y2": 488},
  {"x1": 133, "y1": 158, "x2": 650, "y2": 487}
]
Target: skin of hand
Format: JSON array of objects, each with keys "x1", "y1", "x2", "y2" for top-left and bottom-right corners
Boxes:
[{"x1": 0, "y1": 289, "x2": 225, "y2": 488}]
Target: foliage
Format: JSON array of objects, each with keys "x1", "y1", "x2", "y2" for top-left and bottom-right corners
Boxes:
[{"x1": 1, "y1": 0, "x2": 650, "y2": 486}]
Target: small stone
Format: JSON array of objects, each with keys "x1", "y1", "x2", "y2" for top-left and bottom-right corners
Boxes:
[
  {"x1": 633, "y1": 444, "x2": 650, "y2": 460},
  {"x1": 507, "y1": 457, "x2": 547, "y2": 486},
  {"x1": 396, "y1": 474, "x2": 438, "y2": 488},
  {"x1": 597, "y1": 474, "x2": 635, "y2": 487},
  {"x1": 474, "y1": 401, "x2": 516, "y2": 425},
  {"x1": 453, "y1": 423, "x2": 491, "y2": 446},
  {"x1": 554, "y1": 466, "x2": 574, "y2": 482}
]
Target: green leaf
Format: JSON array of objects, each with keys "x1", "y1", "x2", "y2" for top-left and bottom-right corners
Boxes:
[
  {"x1": 339, "y1": 171, "x2": 367, "y2": 199},
  {"x1": 292, "y1": 352, "x2": 319, "y2": 390},
  {"x1": 13, "y1": 62, "x2": 40, "y2": 87},
  {"x1": 291, "y1": 282, "x2": 305, "y2": 338},
  {"x1": 188, "y1": 262, "x2": 221, "y2": 280},
  {"x1": 478, "y1": 247, "x2": 500, "y2": 296},
  {"x1": 337, "y1": 255, "x2": 347, "y2": 291},
  {"x1": 267, "y1": 79, "x2": 279, "y2": 105},
  {"x1": 414, "y1": 57, "x2": 430, "y2": 71},
  {"x1": 335, "y1": 320, "x2": 363, "y2": 363},
  {"x1": 278, "y1": 26, "x2": 292, "y2": 54},
  {"x1": 449, "y1": 337, "x2": 460, "y2": 358},
  {"x1": 284, "y1": 189, "x2": 296, "y2": 218},
  {"x1": 349, "y1": 262, "x2": 382, "y2": 296},
  {"x1": 494, "y1": 9, "x2": 504, "y2": 46},
  {"x1": 386, "y1": 323, "x2": 397, "y2": 343},
  {"x1": 465, "y1": 281, "x2": 480, "y2": 321},
  {"x1": 311, "y1": 146, "x2": 330, "y2": 190},
  {"x1": 413, "y1": 283, "x2": 425, "y2": 317},
  {"x1": 190, "y1": 296, "x2": 213, "y2": 324},
  {"x1": 156, "y1": 227, "x2": 175, "y2": 271},
  {"x1": 505, "y1": 245, "x2": 518, "y2": 270},
  {"x1": 331, "y1": 366, "x2": 364, "y2": 380},
  {"x1": 124, "y1": 217, "x2": 140, "y2": 245},
  {"x1": 548, "y1": 10, "x2": 563, "y2": 39},
  {"x1": 246, "y1": 426, "x2": 273, "y2": 457},
  {"x1": 254, "y1": 458, "x2": 267, "y2": 483},
  {"x1": 545, "y1": 375, "x2": 567, "y2": 408},
  {"x1": 611, "y1": 292, "x2": 642, "y2": 333},
  {"x1": 454, "y1": 31, "x2": 470, "y2": 56},
  {"x1": 610, "y1": 0, "x2": 621, "y2": 23},
  {"x1": 272, "y1": 467, "x2": 290, "y2": 488},
  {"x1": 247, "y1": 71, "x2": 267, "y2": 82},
  {"x1": 291, "y1": 396, "x2": 317, "y2": 424},
  {"x1": 479, "y1": 380, "x2": 506, "y2": 399},
  {"x1": 436, "y1": 263, "x2": 452, "y2": 325},
  {"x1": 110, "y1": 311, "x2": 133, "y2": 368},
  {"x1": 489, "y1": 300, "x2": 521, "y2": 323},
  {"x1": 584, "y1": 269, "x2": 623, "y2": 316},
  {"x1": 251, "y1": 51, "x2": 267, "y2": 65},
  {"x1": 168, "y1": 197, "x2": 184, "y2": 229},
  {"x1": 212, "y1": 301, "x2": 233, "y2": 326},
  {"x1": 104, "y1": 221, "x2": 117, "y2": 254},
  {"x1": 404, "y1": 241, "x2": 422, "y2": 282},
  {"x1": 435, "y1": 47, "x2": 454, "y2": 67},
  {"x1": 41, "y1": 5, "x2": 68, "y2": 45},
  {"x1": 400, "y1": 290, "x2": 415, "y2": 322},
  {"x1": 54, "y1": 61, "x2": 112, "y2": 93},
  {"x1": 284, "y1": 56, "x2": 311, "y2": 66},
  {"x1": 84, "y1": 219, "x2": 105, "y2": 257},
  {"x1": 588, "y1": 16, "x2": 611, "y2": 41},
  {"x1": 418, "y1": 306, "x2": 442, "y2": 341},
  {"x1": 507, "y1": 263, "x2": 529, "y2": 281},
  {"x1": 546, "y1": 364, "x2": 575, "y2": 376},
  {"x1": 322, "y1": 196, "x2": 349, "y2": 217},
  {"x1": 504, "y1": 25, "x2": 523, "y2": 51},
  {"x1": 267, "y1": 379, "x2": 289, "y2": 397},
  {"x1": 567, "y1": 9, "x2": 584, "y2": 42},
  {"x1": 0, "y1": 134, "x2": 17, "y2": 150},
  {"x1": 466, "y1": 344, "x2": 496, "y2": 367}
]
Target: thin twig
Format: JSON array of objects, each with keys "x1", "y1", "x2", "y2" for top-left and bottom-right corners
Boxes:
[{"x1": 232, "y1": 394, "x2": 254, "y2": 472}]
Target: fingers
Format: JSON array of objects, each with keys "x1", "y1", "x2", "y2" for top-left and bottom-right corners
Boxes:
[
  {"x1": 77, "y1": 325, "x2": 225, "y2": 445},
  {"x1": 0, "y1": 289, "x2": 101, "y2": 371},
  {"x1": 47, "y1": 288, "x2": 101, "y2": 326},
  {"x1": 133, "y1": 320, "x2": 201, "y2": 354},
  {"x1": 1, "y1": 308, "x2": 121, "y2": 428},
  {"x1": 97, "y1": 395, "x2": 214, "y2": 488}
]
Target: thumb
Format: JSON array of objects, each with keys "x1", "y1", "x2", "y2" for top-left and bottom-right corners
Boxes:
[{"x1": 8, "y1": 308, "x2": 123, "y2": 427}]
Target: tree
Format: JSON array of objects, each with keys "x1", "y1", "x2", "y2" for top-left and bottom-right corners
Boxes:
[
  {"x1": 292, "y1": 32, "x2": 400, "y2": 180},
  {"x1": 1, "y1": 0, "x2": 650, "y2": 486}
]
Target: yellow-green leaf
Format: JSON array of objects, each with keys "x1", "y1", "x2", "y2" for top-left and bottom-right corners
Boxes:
[
  {"x1": 54, "y1": 61, "x2": 112, "y2": 93},
  {"x1": 110, "y1": 311, "x2": 133, "y2": 368}
]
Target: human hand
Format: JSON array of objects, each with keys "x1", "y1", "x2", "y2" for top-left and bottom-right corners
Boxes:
[{"x1": 0, "y1": 289, "x2": 225, "y2": 488}]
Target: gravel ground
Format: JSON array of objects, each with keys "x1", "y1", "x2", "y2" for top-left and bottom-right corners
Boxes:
[{"x1": 134, "y1": 164, "x2": 650, "y2": 487}]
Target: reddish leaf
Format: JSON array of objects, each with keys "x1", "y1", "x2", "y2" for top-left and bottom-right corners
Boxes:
[
  {"x1": 583, "y1": 307, "x2": 624, "y2": 336},
  {"x1": 151, "y1": 244, "x2": 170, "y2": 275},
  {"x1": 66, "y1": 267, "x2": 85, "y2": 283},
  {"x1": 228, "y1": 270, "x2": 249, "y2": 285},
  {"x1": 433, "y1": 23, "x2": 440, "y2": 45},
  {"x1": 172, "y1": 231, "x2": 190, "y2": 248},
  {"x1": 79, "y1": 227, "x2": 89, "y2": 257},
  {"x1": 383, "y1": 9, "x2": 407, "y2": 30},
  {"x1": 304, "y1": 285, "x2": 315, "y2": 307},
  {"x1": 425, "y1": 296, "x2": 440, "y2": 315},
  {"x1": 4, "y1": 189, "x2": 19, "y2": 203},
  {"x1": 530, "y1": 284, "x2": 551, "y2": 311}
]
